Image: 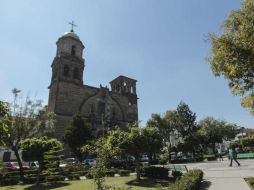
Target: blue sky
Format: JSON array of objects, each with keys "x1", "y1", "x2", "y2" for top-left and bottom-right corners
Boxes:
[{"x1": 0, "y1": 0, "x2": 253, "y2": 128}]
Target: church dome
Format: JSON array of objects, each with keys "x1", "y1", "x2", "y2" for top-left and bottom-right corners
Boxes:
[{"x1": 62, "y1": 31, "x2": 80, "y2": 40}]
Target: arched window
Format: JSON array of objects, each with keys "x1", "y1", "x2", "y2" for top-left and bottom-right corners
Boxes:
[
  {"x1": 71, "y1": 45, "x2": 76, "y2": 56},
  {"x1": 131, "y1": 86, "x2": 134, "y2": 94},
  {"x1": 63, "y1": 65, "x2": 70, "y2": 77},
  {"x1": 73, "y1": 67, "x2": 79, "y2": 80}
]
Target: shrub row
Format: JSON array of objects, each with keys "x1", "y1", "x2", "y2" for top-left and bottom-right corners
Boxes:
[
  {"x1": 245, "y1": 177, "x2": 254, "y2": 188},
  {"x1": 0, "y1": 168, "x2": 132, "y2": 185},
  {"x1": 85, "y1": 169, "x2": 131, "y2": 179},
  {"x1": 167, "y1": 169, "x2": 203, "y2": 190},
  {"x1": 141, "y1": 166, "x2": 169, "y2": 180},
  {"x1": 0, "y1": 171, "x2": 66, "y2": 185},
  {"x1": 204, "y1": 155, "x2": 217, "y2": 161},
  {"x1": 170, "y1": 157, "x2": 204, "y2": 164},
  {"x1": 0, "y1": 170, "x2": 41, "y2": 185}
]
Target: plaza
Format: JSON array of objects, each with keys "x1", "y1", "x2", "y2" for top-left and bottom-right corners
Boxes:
[{"x1": 183, "y1": 159, "x2": 254, "y2": 190}]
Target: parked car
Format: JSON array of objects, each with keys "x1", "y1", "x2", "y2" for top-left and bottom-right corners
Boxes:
[
  {"x1": 141, "y1": 154, "x2": 149, "y2": 161},
  {"x1": 83, "y1": 159, "x2": 96, "y2": 166},
  {"x1": 59, "y1": 163, "x2": 67, "y2": 168},
  {"x1": 29, "y1": 161, "x2": 39, "y2": 169},
  {"x1": 59, "y1": 157, "x2": 78, "y2": 168},
  {"x1": 5, "y1": 162, "x2": 19, "y2": 171},
  {"x1": 63, "y1": 157, "x2": 77, "y2": 164},
  {"x1": 22, "y1": 162, "x2": 30, "y2": 170}
]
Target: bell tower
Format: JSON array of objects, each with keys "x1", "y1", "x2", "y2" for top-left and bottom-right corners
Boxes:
[
  {"x1": 50, "y1": 30, "x2": 85, "y2": 85},
  {"x1": 48, "y1": 25, "x2": 85, "y2": 112}
]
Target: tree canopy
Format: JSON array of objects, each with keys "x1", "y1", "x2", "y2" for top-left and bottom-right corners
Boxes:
[
  {"x1": 0, "y1": 101, "x2": 10, "y2": 146},
  {"x1": 208, "y1": 0, "x2": 254, "y2": 114},
  {"x1": 1, "y1": 91, "x2": 55, "y2": 180},
  {"x1": 198, "y1": 117, "x2": 238, "y2": 154},
  {"x1": 147, "y1": 111, "x2": 177, "y2": 161},
  {"x1": 21, "y1": 136, "x2": 62, "y2": 184},
  {"x1": 64, "y1": 114, "x2": 92, "y2": 161}
]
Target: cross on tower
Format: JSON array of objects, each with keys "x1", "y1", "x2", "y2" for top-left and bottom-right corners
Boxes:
[{"x1": 68, "y1": 21, "x2": 77, "y2": 32}]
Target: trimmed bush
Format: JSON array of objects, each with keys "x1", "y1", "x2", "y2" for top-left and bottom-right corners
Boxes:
[
  {"x1": 63, "y1": 162, "x2": 87, "y2": 173},
  {"x1": 118, "y1": 169, "x2": 130, "y2": 176},
  {"x1": 172, "y1": 170, "x2": 183, "y2": 180},
  {"x1": 204, "y1": 155, "x2": 216, "y2": 161},
  {"x1": 44, "y1": 174, "x2": 65, "y2": 182},
  {"x1": 167, "y1": 169, "x2": 203, "y2": 190},
  {"x1": 241, "y1": 137, "x2": 254, "y2": 147},
  {"x1": 141, "y1": 166, "x2": 169, "y2": 180},
  {"x1": 85, "y1": 170, "x2": 93, "y2": 179},
  {"x1": 0, "y1": 175, "x2": 20, "y2": 186},
  {"x1": 105, "y1": 169, "x2": 117, "y2": 177},
  {"x1": 195, "y1": 157, "x2": 204, "y2": 162},
  {"x1": 65, "y1": 170, "x2": 88, "y2": 180},
  {"x1": 245, "y1": 177, "x2": 254, "y2": 188}
]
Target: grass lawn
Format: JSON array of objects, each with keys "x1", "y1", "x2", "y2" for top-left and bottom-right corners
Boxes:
[
  {"x1": 245, "y1": 177, "x2": 254, "y2": 190},
  {"x1": 0, "y1": 176, "x2": 171, "y2": 190}
]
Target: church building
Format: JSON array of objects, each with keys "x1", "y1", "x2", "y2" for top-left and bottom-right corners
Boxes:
[{"x1": 47, "y1": 29, "x2": 138, "y2": 138}]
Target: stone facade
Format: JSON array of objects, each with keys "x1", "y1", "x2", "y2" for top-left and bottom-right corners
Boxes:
[{"x1": 48, "y1": 31, "x2": 138, "y2": 138}]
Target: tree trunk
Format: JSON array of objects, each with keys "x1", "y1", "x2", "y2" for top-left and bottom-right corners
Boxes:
[
  {"x1": 148, "y1": 153, "x2": 152, "y2": 165},
  {"x1": 36, "y1": 162, "x2": 42, "y2": 185},
  {"x1": 167, "y1": 145, "x2": 171, "y2": 163},
  {"x1": 13, "y1": 146, "x2": 24, "y2": 181},
  {"x1": 135, "y1": 157, "x2": 141, "y2": 181},
  {"x1": 75, "y1": 149, "x2": 83, "y2": 162},
  {"x1": 212, "y1": 143, "x2": 216, "y2": 156},
  {"x1": 192, "y1": 150, "x2": 196, "y2": 158}
]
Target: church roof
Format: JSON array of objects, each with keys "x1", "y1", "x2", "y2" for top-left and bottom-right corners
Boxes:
[
  {"x1": 62, "y1": 31, "x2": 80, "y2": 40},
  {"x1": 110, "y1": 75, "x2": 137, "y2": 84}
]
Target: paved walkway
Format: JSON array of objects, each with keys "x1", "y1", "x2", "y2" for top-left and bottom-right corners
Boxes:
[{"x1": 182, "y1": 159, "x2": 254, "y2": 190}]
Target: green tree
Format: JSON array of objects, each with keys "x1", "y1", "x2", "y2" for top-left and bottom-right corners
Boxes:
[
  {"x1": 175, "y1": 102, "x2": 198, "y2": 157},
  {"x1": 21, "y1": 137, "x2": 63, "y2": 185},
  {"x1": 124, "y1": 124, "x2": 147, "y2": 181},
  {"x1": 241, "y1": 136, "x2": 254, "y2": 147},
  {"x1": 208, "y1": 0, "x2": 254, "y2": 114},
  {"x1": 1, "y1": 93, "x2": 55, "y2": 180},
  {"x1": 176, "y1": 102, "x2": 197, "y2": 137},
  {"x1": 64, "y1": 114, "x2": 92, "y2": 161},
  {"x1": 199, "y1": 117, "x2": 238, "y2": 154},
  {"x1": 142, "y1": 126, "x2": 163, "y2": 163},
  {"x1": 0, "y1": 101, "x2": 10, "y2": 146},
  {"x1": 105, "y1": 122, "x2": 146, "y2": 181},
  {"x1": 147, "y1": 112, "x2": 176, "y2": 162},
  {"x1": 82, "y1": 138, "x2": 112, "y2": 190}
]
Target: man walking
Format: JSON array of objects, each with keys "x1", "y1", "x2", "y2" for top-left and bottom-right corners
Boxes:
[
  {"x1": 217, "y1": 147, "x2": 223, "y2": 161},
  {"x1": 229, "y1": 146, "x2": 240, "y2": 167}
]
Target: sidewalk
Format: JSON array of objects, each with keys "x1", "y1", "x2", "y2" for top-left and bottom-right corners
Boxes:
[{"x1": 183, "y1": 159, "x2": 254, "y2": 190}]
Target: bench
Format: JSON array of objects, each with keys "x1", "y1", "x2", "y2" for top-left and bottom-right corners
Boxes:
[
  {"x1": 237, "y1": 153, "x2": 254, "y2": 159},
  {"x1": 167, "y1": 164, "x2": 188, "y2": 173}
]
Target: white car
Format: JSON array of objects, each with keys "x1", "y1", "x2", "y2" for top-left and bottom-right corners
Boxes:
[
  {"x1": 29, "y1": 161, "x2": 39, "y2": 169},
  {"x1": 59, "y1": 163, "x2": 67, "y2": 168},
  {"x1": 141, "y1": 154, "x2": 149, "y2": 161},
  {"x1": 84, "y1": 159, "x2": 96, "y2": 166},
  {"x1": 63, "y1": 157, "x2": 77, "y2": 163}
]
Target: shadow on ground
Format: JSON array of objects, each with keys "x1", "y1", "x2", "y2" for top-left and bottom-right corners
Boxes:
[
  {"x1": 24, "y1": 182, "x2": 70, "y2": 190},
  {"x1": 200, "y1": 180, "x2": 211, "y2": 190},
  {"x1": 126, "y1": 178, "x2": 171, "y2": 188}
]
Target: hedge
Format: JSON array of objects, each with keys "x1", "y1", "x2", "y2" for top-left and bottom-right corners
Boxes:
[
  {"x1": 167, "y1": 169, "x2": 203, "y2": 190},
  {"x1": 241, "y1": 137, "x2": 254, "y2": 147},
  {"x1": 204, "y1": 155, "x2": 216, "y2": 161},
  {"x1": 118, "y1": 169, "x2": 130, "y2": 176},
  {"x1": 141, "y1": 166, "x2": 169, "y2": 180},
  {"x1": 1, "y1": 170, "x2": 67, "y2": 185}
]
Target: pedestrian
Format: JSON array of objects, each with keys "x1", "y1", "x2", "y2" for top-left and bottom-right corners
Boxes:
[
  {"x1": 217, "y1": 147, "x2": 223, "y2": 161},
  {"x1": 229, "y1": 146, "x2": 240, "y2": 167}
]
